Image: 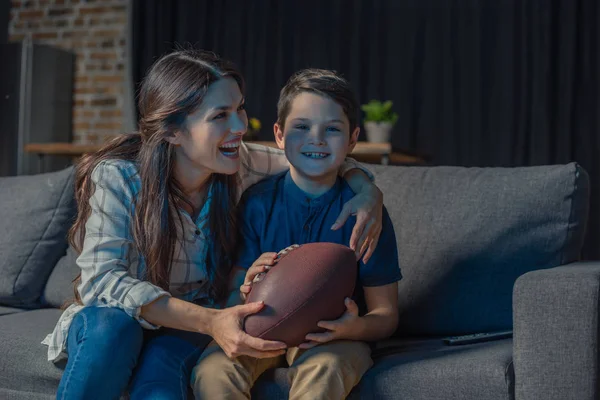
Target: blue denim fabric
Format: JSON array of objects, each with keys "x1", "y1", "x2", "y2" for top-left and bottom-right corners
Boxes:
[
  {"x1": 129, "y1": 330, "x2": 210, "y2": 399},
  {"x1": 56, "y1": 307, "x2": 210, "y2": 400}
]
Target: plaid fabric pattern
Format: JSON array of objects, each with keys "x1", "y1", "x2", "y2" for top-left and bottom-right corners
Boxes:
[{"x1": 42, "y1": 142, "x2": 369, "y2": 362}]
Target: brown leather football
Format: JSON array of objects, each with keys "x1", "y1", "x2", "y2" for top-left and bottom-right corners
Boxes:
[{"x1": 244, "y1": 242, "x2": 357, "y2": 347}]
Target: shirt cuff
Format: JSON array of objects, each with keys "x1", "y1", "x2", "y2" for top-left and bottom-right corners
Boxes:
[
  {"x1": 339, "y1": 157, "x2": 375, "y2": 181},
  {"x1": 117, "y1": 282, "x2": 171, "y2": 330}
]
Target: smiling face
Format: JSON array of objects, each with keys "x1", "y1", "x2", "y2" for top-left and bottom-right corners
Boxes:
[
  {"x1": 274, "y1": 91, "x2": 359, "y2": 193},
  {"x1": 168, "y1": 77, "x2": 248, "y2": 185}
]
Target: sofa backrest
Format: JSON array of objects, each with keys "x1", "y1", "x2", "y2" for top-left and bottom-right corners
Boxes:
[
  {"x1": 370, "y1": 162, "x2": 589, "y2": 336},
  {"x1": 0, "y1": 162, "x2": 590, "y2": 338},
  {"x1": 0, "y1": 167, "x2": 75, "y2": 308},
  {"x1": 43, "y1": 243, "x2": 79, "y2": 309}
]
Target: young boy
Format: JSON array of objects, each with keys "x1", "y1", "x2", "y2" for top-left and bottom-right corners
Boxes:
[{"x1": 191, "y1": 69, "x2": 402, "y2": 399}]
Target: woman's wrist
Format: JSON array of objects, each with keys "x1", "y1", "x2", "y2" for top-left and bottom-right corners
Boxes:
[
  {"x1": 140, "y1": 295, "x2": 219, "y2": 335},
  {"x1": 367, "y1": 183, "x2": 383, "y2": 202},
  {"x1": 193, "y1": 306, "x2": 219, "y2": 336}
]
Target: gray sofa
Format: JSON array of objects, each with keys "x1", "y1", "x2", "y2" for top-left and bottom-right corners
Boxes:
[{"x1": 0, "y1": 162, "x2": 594, "y2": 400}]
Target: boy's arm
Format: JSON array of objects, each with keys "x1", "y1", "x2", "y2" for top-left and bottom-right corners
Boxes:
[
  {"x1": 300, "y1": 281, "x2": 398, "y2": 347},
  {"x1": 353, "y1": 282, "x2": 399, "y2": 340}
]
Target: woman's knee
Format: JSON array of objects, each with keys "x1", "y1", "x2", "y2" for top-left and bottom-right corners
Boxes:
[
  {"x1": 59, "y1": 308, "x2": 144, "y2": 399},
  {"x1": 73, "y1": 307, "x2": 143, "y2": 352},
  {"x1": 138, "y1": 335, "x2": 195, "y2": 369},
  {"x1": 130, "y1": 335, "x2": 203, "y2": 400}
]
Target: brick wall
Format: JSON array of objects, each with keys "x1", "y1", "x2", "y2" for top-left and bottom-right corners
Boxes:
[{"x1": 8, "y1": 0, "x2": 129, "y2": 144}]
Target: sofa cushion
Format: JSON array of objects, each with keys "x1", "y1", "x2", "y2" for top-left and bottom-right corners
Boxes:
[
  {"x1": 369, "y1": 162, "x2": 589, "y2": 336},
  {"x1": 0, "y1": 306, "x2": 26, "y2": 316},
  {"x1": 0, "y1": 309, "x2": 64, "y2": 399},
  {"x1": 252, "y1": 338, "x2": 514, "y2": 400},
  {"x1": 0, "y1": 309, "x2": 161, "y2": 400},
  {"x1": 354, "y1": 338, "x2": 514, "y2": 400},
  {"x1": 0, "y1": 167, "x2": 75, "y2": 307},
  {"x1": 42, "y1": 245, "x2": 79, "y2": 309}
]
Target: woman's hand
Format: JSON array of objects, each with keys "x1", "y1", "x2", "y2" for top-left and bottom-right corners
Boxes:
[
  {"x1": 208, "y1": 301, "x2": 287, "y2": 359},
  {"x1": 298, "y1": 298, "x2": 362, "y2": 349},
  {"x1": 332, "y1": 183, "x2": 383, "y2": 263},
  {"x1": 239, "y1": 252, "x2": 278, "y2": 301}
]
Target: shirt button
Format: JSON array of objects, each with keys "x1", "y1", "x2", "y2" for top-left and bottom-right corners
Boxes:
[
  {"x1": 195, "y1": 229, "x2": 200, "y2": 236},
  {"x1": 304, "y1": 225, "x2": 309, "y2": 231}
]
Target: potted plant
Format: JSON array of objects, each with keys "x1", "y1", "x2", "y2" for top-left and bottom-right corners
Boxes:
[
  {"x1": 361, "y1": 100, "x2": 398, "y2": 143},
  {"x1": 245, "y1": 117, "x2": 262, "y2": 140}
]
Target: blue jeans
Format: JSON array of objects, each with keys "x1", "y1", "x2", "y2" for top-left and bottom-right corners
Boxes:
[{"x1": 56, "y1": 307, "x2": 210, "y2": 400}]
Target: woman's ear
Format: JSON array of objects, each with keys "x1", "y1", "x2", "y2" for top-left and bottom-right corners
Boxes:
[
  {"x1": 274, "y1": 123, "x2": 285, "y2": 150},
  {"x1": 164, "y1": 130, "x2": 182, "y2": 146}
]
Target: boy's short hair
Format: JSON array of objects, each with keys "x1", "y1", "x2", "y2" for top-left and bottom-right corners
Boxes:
[{"x1": 277, "y1": 69, "x2": 359, "y2": 133}]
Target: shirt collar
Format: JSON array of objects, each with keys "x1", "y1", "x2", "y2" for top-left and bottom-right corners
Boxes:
[
  {"x1": 284, "y1": 171, "x2": 342, "y2": 208},
  {"x1": 178, "y1": 181, "x2": 213, "y2": 230}
]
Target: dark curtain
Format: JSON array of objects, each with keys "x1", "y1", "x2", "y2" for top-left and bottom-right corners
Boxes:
[
  {"x1": 1, "y1": 0, "x2": 8, "y2": 44},
  {"x1": 132, "y1": 0, "x2": 600, "y2": 260}
]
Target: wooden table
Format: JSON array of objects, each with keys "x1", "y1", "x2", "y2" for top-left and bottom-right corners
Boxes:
[
  {"x1": 24, "y1": 143, "x2": 102, "y2": 157},
  {"x1": 24, "y1": 141, "x2": 427, "y2": 172}
]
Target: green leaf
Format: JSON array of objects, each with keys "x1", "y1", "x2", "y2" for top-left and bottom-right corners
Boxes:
[{"x1": 361, "y1": 99, "x2": 398, "y2": 126}]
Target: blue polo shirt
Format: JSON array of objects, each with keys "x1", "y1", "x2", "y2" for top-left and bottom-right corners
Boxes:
[{"x1": 236, "y1": 171, "x2": 401, "y2": 307}]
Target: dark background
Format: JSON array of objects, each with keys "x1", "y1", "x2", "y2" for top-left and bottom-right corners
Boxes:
[
  {"x1": 130, "y1": 0, "x2": 598, "y2": 260},
  {"x1": 0, "y1": 0, "x2": 8, "y2": 44}
]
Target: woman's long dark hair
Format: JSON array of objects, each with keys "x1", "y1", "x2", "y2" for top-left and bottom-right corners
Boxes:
[{"x1": 69, "y1": 49, "x2": 242, "y2": 304}]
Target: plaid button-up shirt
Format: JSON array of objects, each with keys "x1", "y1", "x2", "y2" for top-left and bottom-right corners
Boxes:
[{"x1": 42, "y1": 142, "x2": 369, "y2": 362}]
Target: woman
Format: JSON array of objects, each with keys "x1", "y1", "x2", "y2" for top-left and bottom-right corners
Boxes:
[{"x1": 44, "y1": 49, "x2": 384, "y2": 399}]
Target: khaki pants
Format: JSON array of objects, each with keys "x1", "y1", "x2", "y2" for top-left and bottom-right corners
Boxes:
[{"x1": 191, "y1": 340, "x2": 373, "y2": 400}]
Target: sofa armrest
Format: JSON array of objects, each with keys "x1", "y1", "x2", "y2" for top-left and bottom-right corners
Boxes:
[{"x1": 513, "y1": 262, "x2": 600, "y2": 400}]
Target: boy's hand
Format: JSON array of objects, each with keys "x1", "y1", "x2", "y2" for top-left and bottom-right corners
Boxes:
[
  {"x1": 239, "y1": 252, "x2": 278, "y2": 301},
  {"x1": 298, "y1": 298, "x2": 362, "y2": 349}
]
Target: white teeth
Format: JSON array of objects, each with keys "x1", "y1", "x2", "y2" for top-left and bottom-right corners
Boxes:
[
  {"x1": 303, "y1": 152, "x2": 329, "y2": 159},
  {"x1": 220, "y1": 141, "x2": 240, "y2": 149}
]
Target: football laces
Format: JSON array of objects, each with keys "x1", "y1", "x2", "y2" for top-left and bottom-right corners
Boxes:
[{"x1": 275, "y1": 244, "x2": 301, "y2": 260}]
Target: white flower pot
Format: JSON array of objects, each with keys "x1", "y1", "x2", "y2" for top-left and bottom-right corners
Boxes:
[{"x1": 364, "y1": 121, "x2": 393, "y2": 143}]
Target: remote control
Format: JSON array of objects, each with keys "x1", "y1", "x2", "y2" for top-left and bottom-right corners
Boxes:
[{"x1": 443, "y1": 330, "x2": 513, "y2": 345}]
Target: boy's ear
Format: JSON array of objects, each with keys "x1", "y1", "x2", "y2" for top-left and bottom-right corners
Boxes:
[
  {"x1": 348, "y1": 127, "x2": 360, "y2": 152},
  {"x1": 274, "y1": 123, "x2": 285, "y2": 150},
  {"x1": 164, "y1": 130, "x2": 182, "y2": 146}
]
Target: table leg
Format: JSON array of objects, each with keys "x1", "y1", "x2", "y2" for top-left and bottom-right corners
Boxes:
[
  {"x1": 37, "y1": 154, "x2": 45, "y2": 174},
  {"x1": 381, "y1": 154, "x2": 390, "y2": 166}
]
